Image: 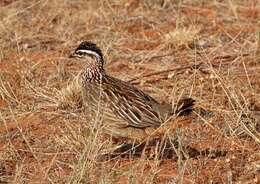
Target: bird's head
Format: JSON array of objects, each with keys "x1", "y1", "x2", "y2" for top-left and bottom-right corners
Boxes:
[{"x1": 69, "y1": 41, "x2": 104, "y2": 67}]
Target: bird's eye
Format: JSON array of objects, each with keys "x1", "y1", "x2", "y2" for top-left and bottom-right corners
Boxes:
[{"x1": 77, "y1": 51, "x2": 83, "y2": 56}]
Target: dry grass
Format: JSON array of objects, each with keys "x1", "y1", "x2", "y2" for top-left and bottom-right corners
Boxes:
[{"x1": 0, "y1": 0, "x2": 259, "y2": 183}]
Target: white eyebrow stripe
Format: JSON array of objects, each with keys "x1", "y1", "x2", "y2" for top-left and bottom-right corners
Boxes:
[{"x1": 77, "y1": 49, "x2": 101, "y2": 59}]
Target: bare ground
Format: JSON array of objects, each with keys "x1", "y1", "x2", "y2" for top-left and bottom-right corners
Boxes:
[{"x1": 0, "y1": 0, "x2": 259, "y2": 183}]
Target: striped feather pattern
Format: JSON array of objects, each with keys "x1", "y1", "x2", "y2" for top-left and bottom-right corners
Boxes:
[{"x1": 83, "y1": 74, "x2": 163, "y2": 128}]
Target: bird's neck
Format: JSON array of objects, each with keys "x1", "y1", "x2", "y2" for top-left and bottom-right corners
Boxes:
[{"x1": 83, "y1": 62, "x2": 106, "y2": 82}]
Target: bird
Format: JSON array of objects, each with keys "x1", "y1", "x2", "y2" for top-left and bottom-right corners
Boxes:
[{"x1": 68, "y1": 41, "x2": 195, "y2": 142}]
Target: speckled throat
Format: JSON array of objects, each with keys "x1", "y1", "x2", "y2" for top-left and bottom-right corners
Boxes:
[{"x1": 81, "y1": 60, "x2": 106, "y2": 83}]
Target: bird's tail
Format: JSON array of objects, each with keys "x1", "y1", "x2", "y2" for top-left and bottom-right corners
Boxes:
[{"x1": 174, "y1": 98, "x2": 195, "y2": 116}]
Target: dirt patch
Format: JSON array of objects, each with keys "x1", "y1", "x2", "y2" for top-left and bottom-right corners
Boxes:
[{"x1": 0, "y1": 0, "x2": 259, "y2": 183}]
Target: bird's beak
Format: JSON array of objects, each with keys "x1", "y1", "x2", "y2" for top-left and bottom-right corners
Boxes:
[{"x1": 69, "y1": 52, "x2": 76, "y2": 58}]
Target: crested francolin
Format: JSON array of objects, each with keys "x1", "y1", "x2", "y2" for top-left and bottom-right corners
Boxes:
[{"x1": 68, "y1": 41, "x2": 195, "y2": 142}]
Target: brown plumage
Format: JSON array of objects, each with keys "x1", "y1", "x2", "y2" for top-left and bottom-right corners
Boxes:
[{"x1": 69, "y1": 41, "x2": 195, "y2": 142}]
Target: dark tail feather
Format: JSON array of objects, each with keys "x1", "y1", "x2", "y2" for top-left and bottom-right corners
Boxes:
[{"x1": 174, "y1": 98, "x2": 195, "y2": 116}]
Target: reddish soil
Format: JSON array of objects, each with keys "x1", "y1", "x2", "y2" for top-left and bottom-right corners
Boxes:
[{"x1": 0, "y1": 0, "x2": 259, "y2": 183}]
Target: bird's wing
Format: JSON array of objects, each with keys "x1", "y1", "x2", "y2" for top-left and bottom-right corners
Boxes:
[{"x1": 102, "y1": 76, "x2": 163, "y2": 128}]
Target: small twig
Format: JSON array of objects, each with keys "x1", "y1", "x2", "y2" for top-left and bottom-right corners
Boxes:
[
  {"x1": 128, "y1": 63, "x2": 204, "y2": 83},
  {"x1": 213, "y1": 53, "x2": 250, "y2": 61},
  {"x1": 145, "y1": 52, "x2": 176, "y2": 63},
  {"x1": 128, "y1": 65, "x2": 192, "y2": 83}
]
